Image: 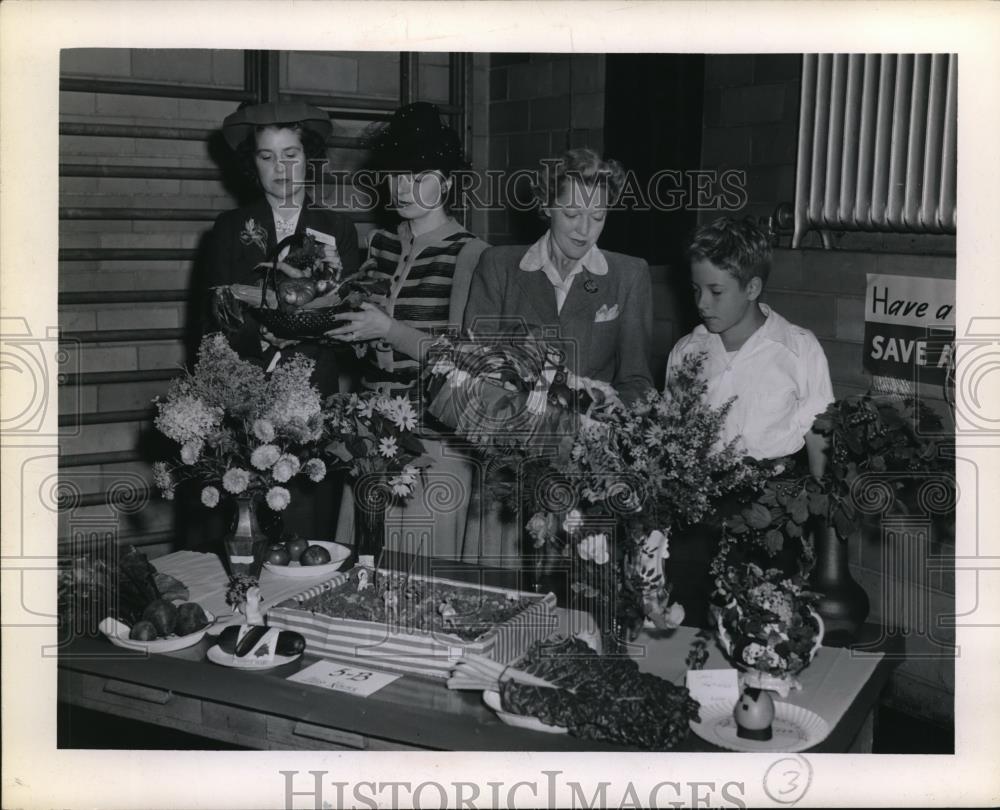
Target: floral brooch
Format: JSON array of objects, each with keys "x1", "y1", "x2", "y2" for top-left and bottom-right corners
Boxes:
[{"x1": 239, "y1": 218, "x2": 268, "y2": 252}]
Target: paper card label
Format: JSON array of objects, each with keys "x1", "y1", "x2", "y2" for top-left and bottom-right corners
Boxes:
[
  {"x1": 287, "y1": 661, "x2": 401, "y2": 697},
  {"x1": 686, "y1": 668, "x2": 740, "y2": 707},
  {"x1": 305, "y1": 228, "x2": 338, "y2": 249}
]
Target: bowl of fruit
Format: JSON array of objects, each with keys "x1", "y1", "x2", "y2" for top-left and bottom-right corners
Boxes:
[
  {"x1": 263, "y1": 538, "x2": 351, "y2": 578},
  {"x1": 99, "y1": 599, "x2": 215, "y2": 653}
]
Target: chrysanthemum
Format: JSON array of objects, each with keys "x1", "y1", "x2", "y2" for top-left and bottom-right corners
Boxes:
[
  {"x1": 303, "y1": 458, "x2": 326, "y2": 482},
  {"x1": 265, "y1": 486, "x2": 291, "y2": 511},
  {"x1": 252, "y1": 419, "x2": 276, "y2": 442},
  {"x1": 250, "y1": 444, "x2": 281, "y2": 470},
  {"x1": 378, "y1": 436, "x2": 398, "y2": 458},
  {"x1": 200, "y1": 486, "x2": 220, "y2": 508},
  {"x1": 271, "y1": 454, "x2": 301, "y2": 483},
  {"x1": 222, "y1": 467, "x2": 251, "y2": 494},
  {"x1": 180, "y1": 440, "x2": 202, "y2": 465}
]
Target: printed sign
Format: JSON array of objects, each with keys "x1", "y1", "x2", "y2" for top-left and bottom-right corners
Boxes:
[
  {"x1": 286, "y1": 660, "x2": 402, "y2": 697},
  {"x1": 863, "y1": 273, "x2": 955, "y2": 385}
]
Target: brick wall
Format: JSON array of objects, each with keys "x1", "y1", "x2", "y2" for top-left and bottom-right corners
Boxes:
[{"x1": 485, "y1": 53, "x2": 605, "y2": 245}]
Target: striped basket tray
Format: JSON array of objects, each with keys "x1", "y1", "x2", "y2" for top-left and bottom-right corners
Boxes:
[{"x1": 267, "y1": 571, "x2": 558, "y2": 680}]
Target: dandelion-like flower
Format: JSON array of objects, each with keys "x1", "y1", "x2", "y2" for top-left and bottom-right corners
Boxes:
[
  {"x1": 201, "y1": 486, "x2": 220, "y2": 508},
  {"x1": 271, "y1": 453, "x2": 301, "y2": 483},
  {"x1": 222, "y1": 467, "x2": 251, "y2": 495},
  {"x1": 265, "y1": 486, "x2": 291, "y2": 511},
  {"x1": 251, "y1": 444, "x2": 281, "y2": 470},
  {"x1": 378, "y1": 437, "x2": 398, "y2": 458}
]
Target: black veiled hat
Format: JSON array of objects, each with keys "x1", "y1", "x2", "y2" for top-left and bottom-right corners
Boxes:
[
  {"x1": 221, "y1": 101, "x2": 333, "y2": 150},
  {"x1": 368, "y1": 102, "x2": 468, "y2": 174}
]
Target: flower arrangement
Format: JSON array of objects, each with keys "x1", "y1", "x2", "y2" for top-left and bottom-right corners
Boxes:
[
  {"x1": 426, "y1": 339, "x2": 767, "y2": 641},
  {"x1": 710, "y1": 559, "x2": 823, "y2": 696},
  {"x1": 152, "y1": 334, "x2": 328, "y2": 513},
  {"x1": 812, "y1": 393, "x2": 954, "y2": 541},
  {"x1": 321, "y1": 391, "x2": 429, "y2": 497}
]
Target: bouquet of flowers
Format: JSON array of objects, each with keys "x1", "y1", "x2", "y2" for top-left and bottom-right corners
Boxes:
[
  {"x1": 716, "y1": 392, "x2": 954, "y2": 576},
  {"x1": 152, "y1": 334, "x2": 329, "y2": 514},
  {"x1": 322, "y1": 391, "x2": 430, "y2": 494},
  {"x1": 322, "y1": 391, "x2": 431, "y2": 558},
  {"x1": 710, "y1": 559, "x2": 823, "y2": 696}
]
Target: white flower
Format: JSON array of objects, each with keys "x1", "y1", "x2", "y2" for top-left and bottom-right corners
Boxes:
[
  {"x1": 251, "y1": 444, "x2": 281, "y2": 470},
  {"x1": 742, "y1": 642, "x2": 766, "y2": 665},
  {"x1": 303, "y1": 458, "x2": 326, "y2": 482},
  {"x1": 378, "y1": 437, "x2": 398, "y2": 458},
  {"x1": 398, "y1": 464, "x2": 418, "y2": 484},
  {"x1": 390, "y1": 480, "x2": 413, "y2": 498},
  {"x1": 252, "y1": 419, "x2": 276, "y2": 442},
  {"x1": 387, "y1": 397, "x2": 417, "y2": 432},
  {"x1": 222, "y1": 467, "x2": 251, "y2": 494},
  {"x1": 355, "y1": 397, "x2": 376, "y2": 420},
  {"x1": 577, "y1": 533, "x2": 609, "y2": 565},
  {"x1": 271, "y1": 453, "x2": 301, "y2": 483},
  {"x1": 265, "y1": 486, "x2": 291, "y2": 511},
  {"x1": 155, "y1": 394, "x2": 222, "y2": 445},
  {"x1": 200, "y1": 486, "x2": 220, "y2": 508},
  {"x1": 180, "y1": 440, "x2": 202, "y2": 465},
  {"x1": 562, "y1": 508, "x2": 584, "y2": 535}
]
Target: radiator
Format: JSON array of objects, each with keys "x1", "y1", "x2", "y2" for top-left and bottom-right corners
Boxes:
[{"x1": 793, "y1": 54, "x2": 957, "y2": 248}]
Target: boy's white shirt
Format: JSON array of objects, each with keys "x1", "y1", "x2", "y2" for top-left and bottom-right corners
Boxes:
[{"x1": 664, "y1": 304, "x2": 834, "y2": 460}]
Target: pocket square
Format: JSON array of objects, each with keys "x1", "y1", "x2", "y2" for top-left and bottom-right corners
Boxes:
[{"x1": 594, "y1": 304, "x2": 620, "y2": 323}]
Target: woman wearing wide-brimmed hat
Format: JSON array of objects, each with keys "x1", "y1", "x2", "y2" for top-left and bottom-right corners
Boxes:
[
  {"x1": 328, "y1": 101, "x2": 489, "y2": 562},
  {"x1": 196, "y1": 101, "x2": 360, "y2": 542},
  {"x1": 202, "y1": 100, "x2": 360, "y2": 394}
]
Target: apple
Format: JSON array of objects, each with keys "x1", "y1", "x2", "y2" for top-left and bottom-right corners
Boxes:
[
  {"x1": 285, "y1": 537, "x2": 309, "y2": 562},
  {"x1": 266, "y1": 545, "x2": 291, "y2": 566},
  {"x1": 300, "y1": 544, "x2": 332, "y2": 566}
]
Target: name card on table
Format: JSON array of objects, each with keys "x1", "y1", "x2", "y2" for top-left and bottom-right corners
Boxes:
[
  {"x1": 287, "y1": 661, "x2": 401, "y2": 697},
  {"x1": 685, "y1": 668, "x2": 740, "y2": 707}
]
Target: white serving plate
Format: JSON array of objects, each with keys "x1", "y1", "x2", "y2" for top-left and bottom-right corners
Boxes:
[
  {"x1": 263, "y1": 540, "x2": 351, "y2": 578},
  {"x1": 206, "y1": 643, "x2": 301, "y2": 671},
  {"x1": 98, "y1": 611, "x2": 215, "y2": 653},
  {"x1": 689, "y1": 700, "x2": 830, "y2": 752},
  {"x1": 483, "y1": 690, "x2": 568, "y2": 734}
]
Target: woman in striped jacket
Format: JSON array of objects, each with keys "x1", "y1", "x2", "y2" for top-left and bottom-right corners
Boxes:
[{"x1": 328, "y1": 102, "x2": 488, "y2": 561}]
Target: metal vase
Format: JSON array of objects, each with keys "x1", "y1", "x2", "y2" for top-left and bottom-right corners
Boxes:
[
  {"x1": 809, "y1": 526, "x2": 870, "y2": 644},
  {"x1": 223, "y1": 497, "x2": 267, "y2": 578}
]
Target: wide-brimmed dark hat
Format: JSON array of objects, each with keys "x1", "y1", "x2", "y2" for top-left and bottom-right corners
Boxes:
[
  {"x1": 368, "y1": 102, "x2": 467, "y2": 174},
  {"x1": 222, "y1": 101, "x2": 333, "y2": 150}
]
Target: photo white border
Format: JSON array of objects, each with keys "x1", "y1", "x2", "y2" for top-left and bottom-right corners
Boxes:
[{"x1": 3, "y1": 1, "x2": 999, "y2": 807}]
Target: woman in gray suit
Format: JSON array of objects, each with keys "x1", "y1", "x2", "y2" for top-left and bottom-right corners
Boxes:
[{"x1": 461, "y1": 148, "x2": 654, "y2": 564}]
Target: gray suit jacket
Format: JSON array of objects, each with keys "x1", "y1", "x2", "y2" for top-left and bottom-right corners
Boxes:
[{"x1": 463, "y1": 244, "x2": 654, "y2": 403}]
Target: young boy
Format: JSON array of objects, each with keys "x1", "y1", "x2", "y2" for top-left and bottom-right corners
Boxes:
[
  {"x1": 664, "y1": 216, "x2": 834, "y2": 625},
  {"x1": 665, "y1": 216, "x2": 834, "y2": 475}
]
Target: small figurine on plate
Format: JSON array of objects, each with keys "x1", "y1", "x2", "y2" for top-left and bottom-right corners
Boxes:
[{"x1": 733, "y1": 685, "x2": 775, "y2": 741}]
